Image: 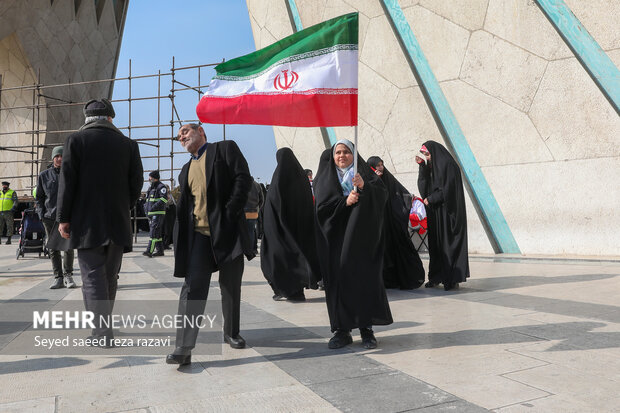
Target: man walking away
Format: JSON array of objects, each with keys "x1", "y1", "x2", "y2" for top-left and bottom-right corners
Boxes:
[{"x1": 57, "y1": 98, "x2": 143, "y2": 347}]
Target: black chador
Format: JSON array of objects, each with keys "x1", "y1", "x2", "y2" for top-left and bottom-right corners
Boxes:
[
  {"x1": 314, "y1": 145, "x2": 393, "y2": 334},
  {"x1": 367, "y1": 156, "x2": 425, "y2": 289},
  {"x1": 417, "y1": 141, "x2": 469, "y2": 290},
  {"x1": 260, "y1": 148, "x2": 321, "y2": 300}
]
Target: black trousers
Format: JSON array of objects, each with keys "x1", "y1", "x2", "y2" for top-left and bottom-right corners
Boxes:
[
  {"x1": 175, "y1": 232, "x2": 244, "y2": 349},
  {"x1": 146, "y1": 214, "x2": 165, "y2": 254},
  {"x1": 77, "y1": 244, "x2": 124, "y2": 338}
]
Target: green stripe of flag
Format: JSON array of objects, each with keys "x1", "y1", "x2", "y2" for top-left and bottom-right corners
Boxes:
[{"x1": 214, "y1": 12, "x2": 358, "y2": 79}]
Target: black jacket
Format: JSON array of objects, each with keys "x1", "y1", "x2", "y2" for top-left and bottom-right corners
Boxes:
[
  {"x1": 244, "y1": 180, "x2": 264, "y2": 214},
  {"x1": 145, "y1": 181, "x2": 169, "y2": 214},
  {"x1": 57, "y1": 120, "x2": 144, "y2": 251},
  {"x1": 35, "y1": 166, "x2": 61, "y2": 221},
  {"x1": 173, "y1": 140, "x2": 253, "y2": 278}
]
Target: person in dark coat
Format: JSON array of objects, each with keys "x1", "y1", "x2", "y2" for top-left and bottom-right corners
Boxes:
[
  {"x1": 36, "y1": 146, "x2": 76, "y2": 289},
  {"x1": 314, "y1": 139, "x2": 392, "y2": 350},
  {"x1": 57, "y1": 98, "x2": 143, "y2": 346},
  {"x1": 260, "y1": 148, "x2": 321, "y2": 302},
  {"x1": 244, "y1": 178, "x2": 264, "y2": 256},
  {"x1": 367, "y1": 156, "x2": 425, "y2": 290},
  {"x1": 162, "y1": 196, "x2": 176, "y2": 250},
  {"x1": 166, "y1": 123, "x2": 253, "y2": 366},
  {"x1": 143, "y1": 170, "x2": 169, "y2": 257},
  {"x1": 416, "y1": 141, "x2": 470, "y2": 291}
]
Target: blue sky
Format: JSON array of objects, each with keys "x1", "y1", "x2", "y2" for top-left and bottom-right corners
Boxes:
[{"x1": 112, "y1": 0, "x2": 278, "y2": 187}]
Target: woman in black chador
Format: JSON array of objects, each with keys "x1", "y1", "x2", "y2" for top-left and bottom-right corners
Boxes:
[
  {"x1": 416, "y1": 141, "x2": 469, "y2": 291},
  {"x1": 367, "y1": 156, "x2": 425, "y2": 290},
  {"x1": 260, "y1": 148, "x2": 321, "y2": 301},
  {"x1": 314, "y1": 139, "x2": 392, "y2": 349}
]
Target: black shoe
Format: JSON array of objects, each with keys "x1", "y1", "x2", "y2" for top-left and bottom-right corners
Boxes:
[
  {"x1": 425, "y1": 281, "x2": 437, "y2": 288},
  {"x1": 287, "y1": 292, "x2": 306, "y2": 302},
  {"x1": 444, "y1": 282, "x2": 459, "y2": 291},
  {"x1": 151, "y1": 251, "x2": 164, "y2": 257},
  {"x1": 50, "y1": 277, "x2": 65, "y2": 289},
  {"x1": 272, "y1": 294, "x2": 287, "y2": 301},
  {"x1": 328, "y1": 330, "x2": 352, "y2": 349},
  {"x1": 142, "y1": 251, "x2": 152, "y2": 258},
  {"x1": 5, "y1": 238, "x2": 11, "y2": 245},
  {"x1": 223, "y1": 334, "x2": 246, "y2": 349},
  {"x1": 360, "y1": 328, "x2": 377, "y2": 349},
  {"x1": 318, "y1": 280, "x2": 325, "y2": 291},
  {"x1": 166, "y1": 353, "x2": 191, "y2": 365}
]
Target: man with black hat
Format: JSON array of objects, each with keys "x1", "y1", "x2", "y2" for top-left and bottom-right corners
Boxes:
[
  {"x1": 143, "y1": 170, "x2": 169, "y2": 257},
  {"x1": 0, "y1": 181, "x2": 18, "y2": 244},
  {"x1": 57, "y1": 98, "x2": 143, "y2": 347},
  {"x1": 36, "y1": 146, "x2": 76, "y2": 289}
]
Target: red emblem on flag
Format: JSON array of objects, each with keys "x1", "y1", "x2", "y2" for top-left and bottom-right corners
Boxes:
[{"x1": 273, "y1": 70, "x2": 299, "y2": 90}]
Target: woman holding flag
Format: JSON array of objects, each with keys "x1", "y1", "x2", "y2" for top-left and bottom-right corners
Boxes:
[{"x1": 314, "y1": 139, "x2": 393, "y2": 349}]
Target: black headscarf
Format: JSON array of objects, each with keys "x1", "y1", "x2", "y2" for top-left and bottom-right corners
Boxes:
[
  {"x1": 260, "y1": 148, "x2": 321, "y2": 296},
  {"x1": 417, "y1": 140, "x2": 469, "y2": 285},
  {"x1": 367, "y1": 156, "x2": 425, "y2": 289},
  {"x1": 314, "y1": 143, "x2": 393, "y2": 332}
]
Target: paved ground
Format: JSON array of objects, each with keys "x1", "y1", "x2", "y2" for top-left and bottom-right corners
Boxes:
[{"x1": 0, "y1": 234, "x2": 619, "y2": 412}]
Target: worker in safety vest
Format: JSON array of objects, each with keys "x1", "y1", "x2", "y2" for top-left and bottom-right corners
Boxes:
[
  {"x1": 143, "y1": 170, "x2": 169, "y2": 257},
  {"x1": 0, "y1": 181, "x2": 18, "y2": 244}
]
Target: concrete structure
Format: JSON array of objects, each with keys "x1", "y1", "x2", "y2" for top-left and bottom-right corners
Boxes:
[
  {"x1": 1, "y1": 238, "x2": 620, "y2": 412},
  {"x1": 245, "y1": 0, "x2": 620, "y2": 256},
  {"x1": 0, "y1": 0, "x2": 129, "y2": 191}
]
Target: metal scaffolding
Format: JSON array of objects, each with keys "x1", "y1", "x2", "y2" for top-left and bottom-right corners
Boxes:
[{"x1": 0, "y1": 57, "x2": 226, "y2": 196}]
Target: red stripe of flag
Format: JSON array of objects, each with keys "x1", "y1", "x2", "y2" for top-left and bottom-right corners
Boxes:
[{"x1": 197, "y1": 93, "x2": 358, "y2": 127}]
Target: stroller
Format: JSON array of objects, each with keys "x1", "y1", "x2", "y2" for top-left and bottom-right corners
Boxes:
[{"x1": 16, "y1": 208, "x2": 47, "y2": 259}]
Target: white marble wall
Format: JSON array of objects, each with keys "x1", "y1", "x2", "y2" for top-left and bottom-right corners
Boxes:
[
  {"x1": 247, "y1": 0, "x2": 620, "y2": 256},
  {"x1": 0, "y1": 0, "x2": 127, "y2": 192}
]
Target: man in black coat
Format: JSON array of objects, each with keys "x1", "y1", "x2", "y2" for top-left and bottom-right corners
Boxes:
[
  {"x1": 57, "y1": 98, "x2": 143, "y2": 347},
  {"x1": 166, "y1": 123, "x2": 253, "y2": 366}
]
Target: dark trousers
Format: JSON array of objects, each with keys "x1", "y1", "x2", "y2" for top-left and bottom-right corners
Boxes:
[
  {"x1": 78, "y1": 244, "x2": 124, "y2": 338},
  {"x1": 175, "y1": 232, "x2": 244, "y2": 349},
  {"x1": 42, "y1": 219, "x2": 74, "y2": 277},
  {"x1": 246, "y1": 218, "x2": 257, "y2": 253},
  {"x1": 146, "y1": 214, "x2": 165, "y2": 254},
  {"x1": 0, "y1": 212, "x2": 14, "y2": 237}
]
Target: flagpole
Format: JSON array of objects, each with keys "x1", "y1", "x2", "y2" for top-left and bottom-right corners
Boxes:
[
  {"x1": 353, "y1": 124, "x2": 358, "y2": 191},
  {"x1": 353, "y1": 125, "x2": 358, "y2": 175}
]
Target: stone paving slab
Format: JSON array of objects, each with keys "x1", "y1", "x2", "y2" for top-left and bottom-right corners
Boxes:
[{"x1": 1, "y1": 237, "x2": 619, "y2": 412}]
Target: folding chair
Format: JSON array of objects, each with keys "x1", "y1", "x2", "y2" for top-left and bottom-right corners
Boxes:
[
  {"x1": 408, "y1": 221, "x2": 428, "y2": 253},
  {"x1": 408, "y1": 196, "x2": 428, "y2": 252}
]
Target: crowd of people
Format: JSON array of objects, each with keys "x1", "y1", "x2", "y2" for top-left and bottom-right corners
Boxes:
[{"x1": 1, "y1": 98, "x2": 470, "y2": 364}]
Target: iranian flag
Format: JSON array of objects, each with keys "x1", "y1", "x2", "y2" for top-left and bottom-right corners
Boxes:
[{"x1": 197, "y1": 12, "x2": 358, "y2": 127}]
